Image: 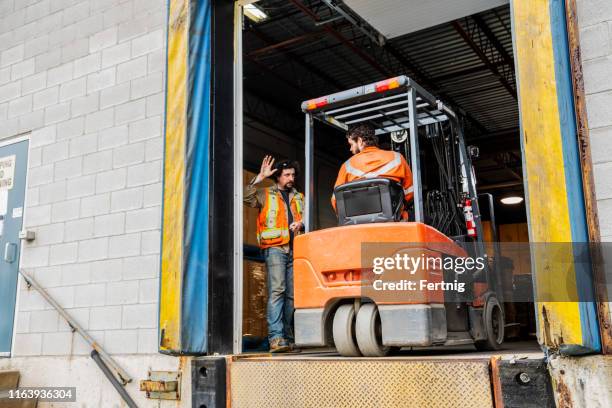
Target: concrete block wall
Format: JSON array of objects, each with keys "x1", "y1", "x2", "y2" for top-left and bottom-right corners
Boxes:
[
  {"x1": 0, "y1": 0, "x2": 166, "y2": 357},
  {"x1": 576, "y1": 0, "x2": 612, "y2": 240}
]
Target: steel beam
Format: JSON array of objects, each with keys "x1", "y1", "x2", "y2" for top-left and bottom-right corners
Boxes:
[
  {"x1": 248, "y1": 25, "x2": 345, "y2": 90},
  {"x1": 246, "y1": 20, "x2": 353, "y2": 59},
  {"x1": 446, "y1": 83, "x2": 511, "y2": 98},
  {"x1": 472, "y1": 14, "x2": 514, "y2": 68},
  {"x1": 247, "y1": 30, "x2": 327, "y2": 58},
  {"x1": 452, "y1": 18, "x2": 517, "y2": 100},
  {"x1": 431, "y1": 62, "x2": 508, "y2": 83},
  {"x1": 288, "y1": 0, "x2": 391, "y2": 77}
]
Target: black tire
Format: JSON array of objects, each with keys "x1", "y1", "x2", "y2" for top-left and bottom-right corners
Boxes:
[{"x1": 475, "y1": 296, "x2": 504, "y2": 351}]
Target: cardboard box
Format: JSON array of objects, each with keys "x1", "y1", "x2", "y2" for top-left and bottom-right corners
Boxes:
[{"x1": 243, "y1": 259, "x2": 268, "y2": 338}]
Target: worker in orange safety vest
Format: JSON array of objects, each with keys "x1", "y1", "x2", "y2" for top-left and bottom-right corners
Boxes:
[
  {"x1": 244, "y1": 156, "x2": 304, "y2": 353},
  {"x1": 332, "y1": 123, "x2": 414, "y2": 216}
]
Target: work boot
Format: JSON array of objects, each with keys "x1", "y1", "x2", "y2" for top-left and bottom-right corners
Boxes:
[{"x1": 269, "y1": 337, "x2": 289, "y2": 353}]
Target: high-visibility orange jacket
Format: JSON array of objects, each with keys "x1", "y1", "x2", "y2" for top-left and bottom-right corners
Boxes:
[
  {"x1": 244, "y1": 182, "x2": 305, "y2": 249},
  {"x1": 332, "y1": 146, "x2": 413, "y2": 211}
]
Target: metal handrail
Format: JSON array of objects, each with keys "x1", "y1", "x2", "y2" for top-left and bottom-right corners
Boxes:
[
  {"x1": 91, "y1": 350, "x2": 138, "y2": 408},
  {"x1": 18, "y1": 269, "x2": 134, "y2": 386}
]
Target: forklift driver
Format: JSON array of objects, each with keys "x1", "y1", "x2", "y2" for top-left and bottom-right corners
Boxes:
[{"x1": 331, "y1": 123, "x2": 414, "y2": 218}]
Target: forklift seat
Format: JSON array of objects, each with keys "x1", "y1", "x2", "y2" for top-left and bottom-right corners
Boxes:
[{"x1": 334, "y1": 178, "x2": 404, "y2": 226}]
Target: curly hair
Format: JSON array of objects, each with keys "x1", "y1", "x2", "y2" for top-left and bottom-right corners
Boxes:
[
  {"x1": 347, "y1": 123, "x2": 378, "y2": 147},
  {"x1": 273, "y1": 159, "x2": 300, "y2": 181}
]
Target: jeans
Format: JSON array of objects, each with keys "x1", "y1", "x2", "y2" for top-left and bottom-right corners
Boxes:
[{"x1": 264, "y1": 247, "x2": 294, "y2": 342}]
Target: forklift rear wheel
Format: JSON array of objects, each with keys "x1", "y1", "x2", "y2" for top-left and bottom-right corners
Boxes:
[
  {"x1": 475, "y1": 296, "x2": 504, "y2": 351},
  {"x1": 356, "y1": 303, "x2": 390, "y2": 357},
  {"x1": 333, "y1": 304, "x2": 361, "y2": 357}
]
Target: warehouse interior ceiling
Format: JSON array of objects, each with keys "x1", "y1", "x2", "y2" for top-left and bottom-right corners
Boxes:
[
  {"x1": 243, "y1": 0, "x2": 525, "y2": 224},
  {"x1": 343, "y1": 0, "x2": 509, "y2": 38}
]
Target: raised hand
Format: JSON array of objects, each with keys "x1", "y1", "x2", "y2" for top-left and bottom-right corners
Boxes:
[{"x1": 259, "y1": 155, "x2": 277, "y2": 178}]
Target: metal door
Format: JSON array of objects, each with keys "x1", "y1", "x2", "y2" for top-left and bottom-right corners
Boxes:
[{"x1": 0, "y1": 139, "x2": 28, "y2": 356}]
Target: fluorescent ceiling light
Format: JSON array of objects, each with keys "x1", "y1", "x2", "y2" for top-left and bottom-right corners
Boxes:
[
  {"x1": 501, "y1": 196, "x2": 524, "y2": 205},
  {"x1": 244, "y1": 4, "x2": 268, "y2": 23}
]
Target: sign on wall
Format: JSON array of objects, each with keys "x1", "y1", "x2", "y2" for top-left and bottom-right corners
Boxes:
[{"x1": 0, "y1": 155, "x2": 16, "y2": 191}]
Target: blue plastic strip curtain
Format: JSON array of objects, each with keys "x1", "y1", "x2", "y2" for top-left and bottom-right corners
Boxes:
[{"x1": 182, "y1": 0, "x2": 212, "y2": 353}]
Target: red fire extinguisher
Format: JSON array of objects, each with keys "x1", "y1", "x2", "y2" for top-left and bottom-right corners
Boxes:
[{"x1": 463, "y1": 198, "x2": 477, "y2": 237}]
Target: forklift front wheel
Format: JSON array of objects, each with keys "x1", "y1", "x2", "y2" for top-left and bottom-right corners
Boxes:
[
  {"x1": 332, "y1": 304, "x2": 361, "y2": 357},
  {"x1": 356, "y1": 303, "x2": 391, "y2": 357},
  {"x1": 475, "y1": 296, "x2": 505, "y2": 351}
]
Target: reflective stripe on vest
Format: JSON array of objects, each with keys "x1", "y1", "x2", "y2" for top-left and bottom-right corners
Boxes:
[
  {"x1": 344, "y1": 152, "x2": 402, "y2": 179},
  {"x1": 266, "y1": 190, "x2": 278, "y2": 229},
  {"x1": 344, "y1": 160, "x2": 365, "y2": 177},
  {"x1": 294, "y1": 193, "x2": 303, "y2": 215},
  {"x1": 260, "y1": 228, "x2": 288, "y2": 240}
]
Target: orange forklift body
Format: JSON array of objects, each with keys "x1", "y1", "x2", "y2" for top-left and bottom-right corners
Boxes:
[{"x1": 294, "y1": 222, "x2": 472, "y2": 309}]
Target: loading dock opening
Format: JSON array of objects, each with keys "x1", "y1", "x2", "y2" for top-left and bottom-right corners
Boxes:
[
  {"x1": 158, "y1": 0, "x2": 606, "y2": 405},
  {"x1": 236, "y1": 1, "x2": 537, "y2": 356}
]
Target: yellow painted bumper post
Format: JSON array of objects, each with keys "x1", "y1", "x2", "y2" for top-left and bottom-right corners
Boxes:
[
  {"x1": 512, "y1": 0, "x2": 601, "y2": 354},
  {"x1": 160, "y1": 0, "x2": 189, "y2": 353}
]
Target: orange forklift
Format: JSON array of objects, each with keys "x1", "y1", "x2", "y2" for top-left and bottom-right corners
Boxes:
[{"x1": 293, "y1": 76, "x2": 505, "y2": 356}]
